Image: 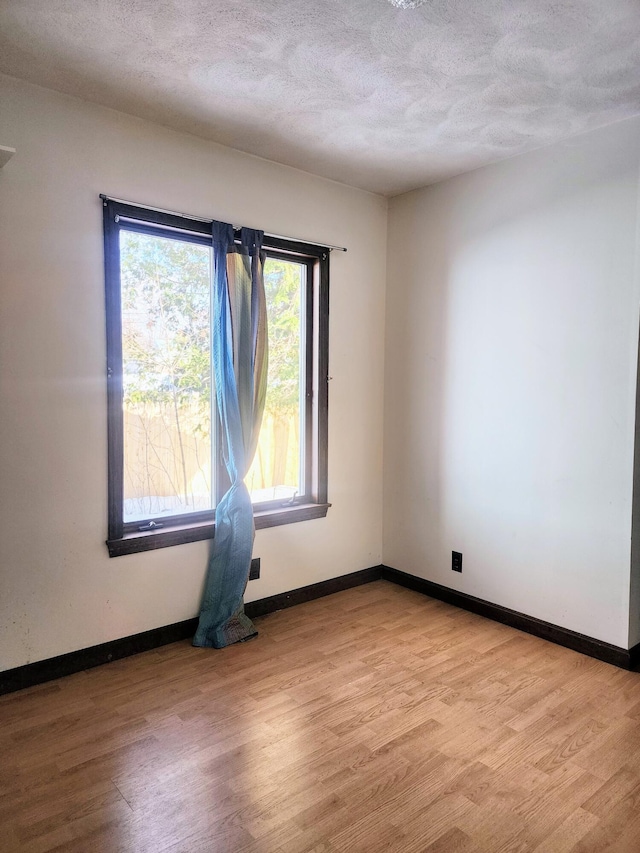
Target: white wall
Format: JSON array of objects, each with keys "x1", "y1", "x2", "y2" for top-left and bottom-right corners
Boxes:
[
  {"x1": 0, "y1": 75, "x2": 387, "y2": 671},
  {"x1": 384, "y1": 117, "x2": 640, "y2": 649}
]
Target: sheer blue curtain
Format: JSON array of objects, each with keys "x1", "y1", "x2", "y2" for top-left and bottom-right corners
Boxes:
[{"x1": 193, "y1": 222, "x2": 268, "y2": 649}]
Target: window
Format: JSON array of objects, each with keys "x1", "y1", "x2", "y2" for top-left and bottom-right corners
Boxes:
[{"x1": 103, "y1": 198, "x2": 329, "y2": 556}]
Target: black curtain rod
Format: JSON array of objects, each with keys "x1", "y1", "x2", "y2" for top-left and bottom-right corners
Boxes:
[{"x1": 99, "y1": 194, "x2": 347, "y2": 252}]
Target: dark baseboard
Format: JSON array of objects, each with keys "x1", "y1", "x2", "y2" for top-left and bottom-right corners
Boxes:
[
  {"x1": 0, "y1": 618, "x2": 199, "y2": 696},
  {"x1": 0, "y1": 565, "x2": 383, "y2": 696},
  {"x1": 381, "y1": 566, "x2": 637, "y2": 671},
  {"x1": 245, "y1": 565, "x2": 382, "y2": 618},
  {"x1": 3, "y1": 562, "x2": 636, "y2": 695}
]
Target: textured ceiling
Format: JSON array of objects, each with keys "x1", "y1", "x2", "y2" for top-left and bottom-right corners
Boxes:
[{"x1": 1, "y1": 0, "x2": 639, "y2": 195}]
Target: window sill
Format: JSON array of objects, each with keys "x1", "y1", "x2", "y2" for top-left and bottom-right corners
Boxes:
[{"x1": 106, "y1": 502, "x2": 331, "y2": 557}]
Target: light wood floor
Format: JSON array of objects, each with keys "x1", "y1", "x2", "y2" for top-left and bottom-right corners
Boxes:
[{"x1": 3, "y1": 581, "x2": 640, "y2": 853}]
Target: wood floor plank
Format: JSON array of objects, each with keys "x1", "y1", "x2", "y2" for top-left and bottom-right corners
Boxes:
[
  {"x1": 532, "y1": 808, "x2": 600, "y2": 853},
  {"x1": 2, "y1": 580, "x2": 640, "y2": 852}
]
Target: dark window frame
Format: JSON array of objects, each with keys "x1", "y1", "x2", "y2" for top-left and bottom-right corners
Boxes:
[{"x1": 103, "y1": 198, "x2": 329, "y2": 557}]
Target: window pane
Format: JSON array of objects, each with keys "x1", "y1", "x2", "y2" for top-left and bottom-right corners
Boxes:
[
  {"x1": 120, "y1": 230, "x2": 212, "y2": 522},
  {"x1": 246, "y1": 257, "x2": 304, "y2": 503}
]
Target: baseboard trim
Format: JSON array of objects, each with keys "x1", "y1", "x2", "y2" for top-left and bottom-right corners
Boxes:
[
  {"x1": 3, "y1": 562, "x2": 635, "y2": 695},
  {"x1": 0, "y1": 565, "x2": 383, "y2": 695},
  {"x1": 381, "y1": 566, "x2": 636, "y2": 670},
  {"x1": 245, "y1": 565, "x2": 383, "y2": 619},
  {"x1": 0, "y1": 618, "x2": 199, "y2": 696}
]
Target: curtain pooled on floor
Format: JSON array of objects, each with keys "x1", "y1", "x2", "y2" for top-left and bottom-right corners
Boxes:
[{"x1": 193, "y1": 222, "x2": 268, "y2": 649}]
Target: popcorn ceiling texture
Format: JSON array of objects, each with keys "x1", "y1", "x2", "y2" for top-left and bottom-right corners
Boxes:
[{"x1": 0, "y1": 0, "x2": 639, "y2": 195}]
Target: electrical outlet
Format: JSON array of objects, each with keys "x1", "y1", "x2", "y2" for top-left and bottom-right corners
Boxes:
[
  {"x1": 249, "y1": 557, "x2": 261, "y2": 580},
  {"x1": 452, "y1": 551, "x2": 462, "y2": 573}
]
